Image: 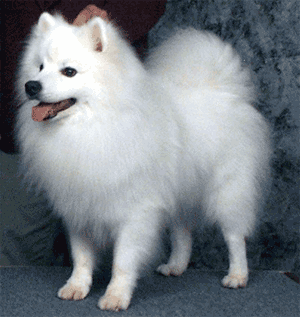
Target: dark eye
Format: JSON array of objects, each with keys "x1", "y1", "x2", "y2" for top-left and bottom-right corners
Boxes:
[
  {"x1": 61, "y1": 67, "x2": 77, "y2": 77},
  {"x1": 39, "y1": 64, "x2": 44, "y2": 71}
]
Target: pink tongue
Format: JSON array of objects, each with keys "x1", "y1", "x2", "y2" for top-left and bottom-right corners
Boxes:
[{"x1": 32, "y1": 99, "x2": 75, "y2": 122}]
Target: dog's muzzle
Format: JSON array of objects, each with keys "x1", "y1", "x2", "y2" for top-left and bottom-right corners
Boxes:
[
  {"x1": 31, "y1": 99, "x2": 77, "y2": 122},
  {"x1": 24, "y1": 81, "x2": 76, "y2": 122}
]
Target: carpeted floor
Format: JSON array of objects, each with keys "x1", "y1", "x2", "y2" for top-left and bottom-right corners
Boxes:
[{"x1": 1, "y1": 267, "x2": 299, "y2": 317}]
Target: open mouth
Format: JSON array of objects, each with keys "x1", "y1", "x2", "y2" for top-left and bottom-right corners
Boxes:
[{"x1": 32, "y1": 98, "x2": 77, "y2": 122}]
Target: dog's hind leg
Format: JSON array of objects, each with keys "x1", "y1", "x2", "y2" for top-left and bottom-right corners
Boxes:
[
  {"x1": 212, "y1": 176, "x2": 254, "y2": 288},
  {"x1": 157, "y1": 222, "x2": 192, "y2": 276},
  {"x1": 221, "y1": 231, "x2": 248, "y2": 288}
]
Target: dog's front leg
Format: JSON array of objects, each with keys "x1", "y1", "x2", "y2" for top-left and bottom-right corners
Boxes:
[
  {"x1": 58, "y1": 229, "x2": 96, "y2": 301},
  {"x1": 98, "y1": 211, "x2": 160, "y2": 311}
]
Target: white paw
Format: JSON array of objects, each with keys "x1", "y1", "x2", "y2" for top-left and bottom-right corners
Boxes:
[
  {"x1": 222, "y1": 273, "x2": 248, "y2": 288},
  {"x1": 156, "y1": 263, "x2": 186, "y2": 276},
  {"x1": 98, "y1": 289, "x2": 131, "y2": 311},
  {"x1": 58, "y1": 281, "x2": 91, "y2": 301}
]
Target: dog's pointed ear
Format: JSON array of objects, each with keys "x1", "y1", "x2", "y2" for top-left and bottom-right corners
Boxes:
[
  {"x1": 37, "y1": 12, "x2": 56, "y2": 33},
  {"x1": 88, "y1": 17, "x2": 108, "y2": 52}
]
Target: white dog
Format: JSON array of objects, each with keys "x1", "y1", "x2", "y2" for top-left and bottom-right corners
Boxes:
[{"x1": 16, "y1": 12, "x2": 271, "y2": 311}]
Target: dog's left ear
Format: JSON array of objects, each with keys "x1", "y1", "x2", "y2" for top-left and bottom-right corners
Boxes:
[{"x1": 88, "y1": 18, "x2": 108, "y2": 52}]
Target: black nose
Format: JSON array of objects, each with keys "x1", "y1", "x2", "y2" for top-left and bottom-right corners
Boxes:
[{"x1": 25, "y1": 81, "x2": 42, "y2": 97}]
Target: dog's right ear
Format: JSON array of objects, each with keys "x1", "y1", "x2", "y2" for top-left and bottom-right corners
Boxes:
[
  {"x1": 37, "y1": 12, "x2": 56, "y2": 33},
  {"x1": 87, "y1": 17, "x2": 108, "y2": 52}
]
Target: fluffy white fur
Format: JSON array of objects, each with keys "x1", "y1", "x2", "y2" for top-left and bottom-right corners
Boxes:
[{"x1": 16, "y1": 13, "x2": 271, "y2": 311}]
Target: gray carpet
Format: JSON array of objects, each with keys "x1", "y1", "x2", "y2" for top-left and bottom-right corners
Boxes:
[{"x1": 1, "y1": 267, "x2": 299, "y2": 316}]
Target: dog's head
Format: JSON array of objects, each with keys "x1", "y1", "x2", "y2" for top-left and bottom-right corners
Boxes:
[{"x1": 19, "y1": 12, "x2": 139, "y2": 121}]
